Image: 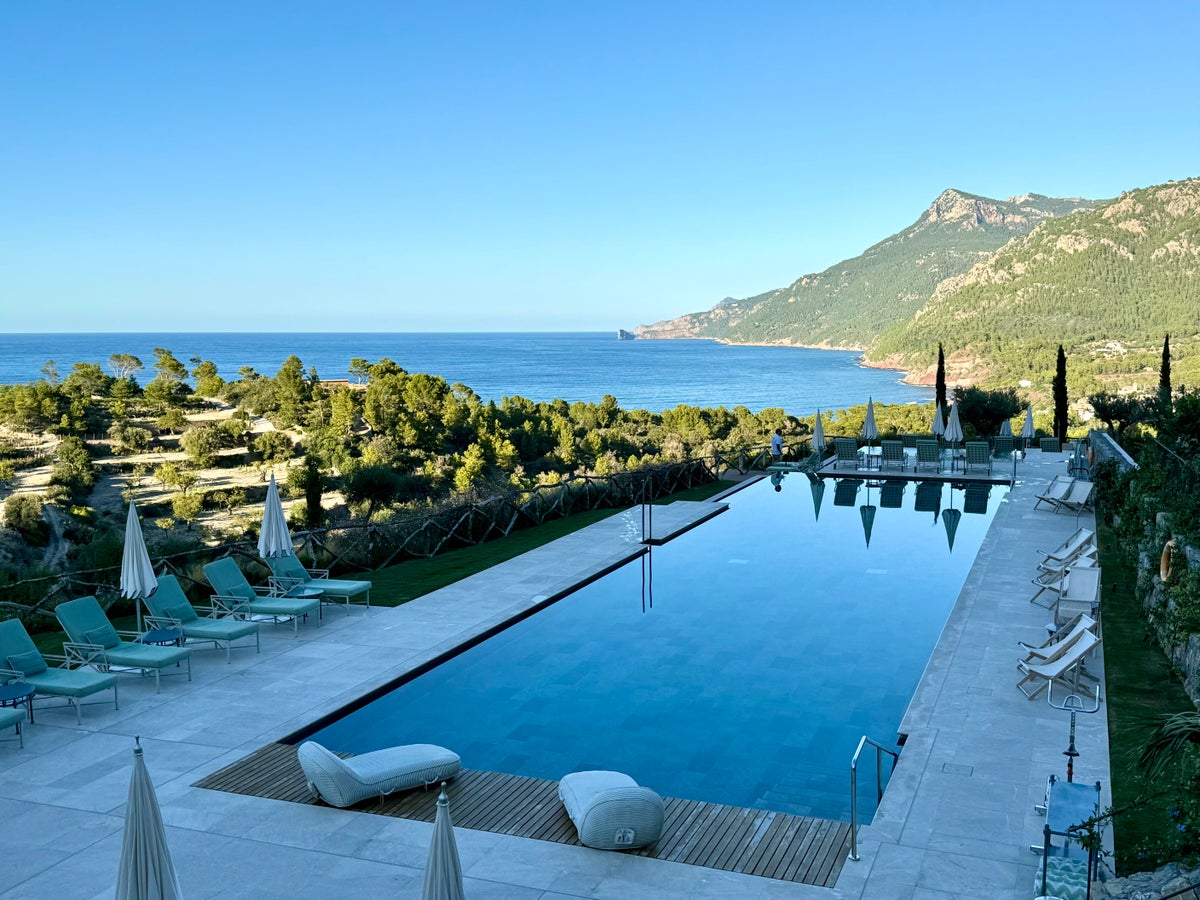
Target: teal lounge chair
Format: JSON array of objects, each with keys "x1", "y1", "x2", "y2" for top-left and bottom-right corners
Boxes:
[
  {"x1": 963, "y1": 483, "x2": 991, "y2": 514},
  {"x1": 833, "y1": 437, "x2": 860, "y2": 470},
  {"x1": 203, "y1": 558, "x2": 320, "y2": 636},
  {"x1": 964, "y1": 441, "x2": 992, "y2": 475},
  {"x1": 880, "y1": 439, "x2": 906, "y2": 472},
  {"x1": 914, "y1": 439, "x2": 941, "y2": 473},
  {"x1": 914, "y1": 480, "x2": 942, "y2": 512},
  {"x1": 993, "y1": 435, "x2": 1014, "y2": 460},
  {"x1": 879, "y1": 482, "x2": 906, "y2": 509},
  {"x1": 266, "y1": 553, "x2": 372, "y2": 610},
  {"x1": 0, "y1": 619, "x2": 119, "y2": 722},
  {"x1": 833, "y1": 479, "x2": 860, "y2": 507},
  {"x1": 144, "y1": 575, "x2": 260, "y2": 663},
  {"x1": 55, "y1": 597, "x2": 191, "y2": 693}
]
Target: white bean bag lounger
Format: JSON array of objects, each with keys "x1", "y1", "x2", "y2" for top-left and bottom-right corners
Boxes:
[
  {"x1": 298, "y1": 740, "x2": 461, "y2": 808},
  {"x1": 559, "y1": 770, "x2": 665, "y2": 850}
]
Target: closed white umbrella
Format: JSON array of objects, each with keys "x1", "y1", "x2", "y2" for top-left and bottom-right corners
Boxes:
[
  {"x1": 860, "y1": 486, "x2": 877, "y2": 548},
  {"x1": 1022, "y1": 406, "x2": 1035, "y2": 439},
  {"x1": 120, "y1": 501, "x2": 157, "y2": 634},
  {"x1": 931, "y1": 403, "x2": 945, "y2": 438},
  {"x1": 999, "y1": 419, "x2": 1013, "y2": 438},
  {"x1": 944, "y1": 401, "x2": 964, "y2": 445},
  {"x1": 942, "y1": 508, "x2": 962, "y2": 552},
  {"x1": 809, "y1": 476, "x2": 826, "y2": 522},
  {"x1": 812, "y1": 411, "x2": 826, "y2": 453},
  {"x1": 861, "y1": 398, "x2": 878, "y2": 443},
  {"x1": 116, "y1": 738, "x2": 183, "y2": 900},
  {"x1": 258, "y1": 473, "x2": 293, "y2": 559},
  {"x1": 422, "y1": 783, "x2": 465, "y2": 900}
]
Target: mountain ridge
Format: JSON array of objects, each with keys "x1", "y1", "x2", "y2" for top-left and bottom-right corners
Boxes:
[
  {"x1": 634, "y1": 189, "x2": 1095, "y2": 350},
  {"x1": 870, "y1": 177, "x2": 1200, "y2": 392}
]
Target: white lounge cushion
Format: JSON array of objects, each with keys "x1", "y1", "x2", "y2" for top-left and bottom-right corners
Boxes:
[
  {"x1": 559, "y1": 770, "x2": 664, "y2": 850},
  {"x1": 297, "y1": 741, "x2": 461, "y2": 808}
]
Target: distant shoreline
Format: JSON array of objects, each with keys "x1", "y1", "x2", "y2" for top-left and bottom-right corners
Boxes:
[{"x1": 631, "y1": 333, "x2": 931, "y2": 386}]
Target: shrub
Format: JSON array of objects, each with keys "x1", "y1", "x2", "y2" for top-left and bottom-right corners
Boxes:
[{"x1": 4, "y1": 494, "x2": 50, "y2": 546}]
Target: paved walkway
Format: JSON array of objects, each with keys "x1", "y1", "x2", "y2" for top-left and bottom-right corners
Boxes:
[{"x1": 0, "y1": 450, "x2": 1105, "y2": 899}]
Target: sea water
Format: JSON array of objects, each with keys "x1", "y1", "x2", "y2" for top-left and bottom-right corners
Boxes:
[{"x1": 0, "y1": 332, "x2": 930, "y2": 413}]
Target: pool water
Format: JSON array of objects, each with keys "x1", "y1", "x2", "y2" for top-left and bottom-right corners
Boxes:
[{"x1": 308, "y1": 474, "x2": 1006, "y2": 821}]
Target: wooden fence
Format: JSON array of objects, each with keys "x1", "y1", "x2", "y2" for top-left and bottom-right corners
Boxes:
[{"x1": 2, "y1": 445, "x2": 799, "y2": 625}]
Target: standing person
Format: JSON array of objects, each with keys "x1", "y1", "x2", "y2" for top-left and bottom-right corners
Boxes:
[{"x1": 770, "y1": 428, "x2": 784, "y2": 462}]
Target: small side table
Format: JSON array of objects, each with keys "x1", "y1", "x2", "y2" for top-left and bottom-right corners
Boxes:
[
  {"x1": 0, "y1": 681, "x2": 35, "y2": 724},
  {"x1": 283, "y1": 585, "x2": 324, "y2": 621},
  {"x1": 140, "y1": 627, "x2": 184, "y2": 647}
]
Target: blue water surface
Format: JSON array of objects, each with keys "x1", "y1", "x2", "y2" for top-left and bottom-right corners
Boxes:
[
  {"x1": 311, "y1": 474, "x2": 1004, "y2": 822},
  {"x1": 0, "y1": 332, "x2": 930, "y2": 413}
]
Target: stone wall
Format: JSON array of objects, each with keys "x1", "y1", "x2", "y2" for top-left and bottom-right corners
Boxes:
[
  {"x1": 1090, "y1": 430, "x2": 1139, "y2": 472},
  {"x1": 1093, "y1": 860, "x2": 1200, "y2": 898}
]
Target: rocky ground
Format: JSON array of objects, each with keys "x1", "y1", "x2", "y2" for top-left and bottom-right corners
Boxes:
[{"x1": 0, "y1": 404, "x2": 342, "y2": 565}]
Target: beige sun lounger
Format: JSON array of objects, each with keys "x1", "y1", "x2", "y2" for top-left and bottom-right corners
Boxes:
[
  {"x1": 1018, "y1": 614, "x2": 1097, "y2": 665},
  {"x1": 1054, "y1": 566, "x2": 1102, "y2": 626},
  {"x1": 1037, "y1": 528, "x2": 1095, "y2": 571},
  {"x1": 1017, "y1": 629, "x2": 1100, "y2": 700},
  {"x1": 1030, "y1": 550, "x2": 1098, "y2": 606},
  {"x1": 1053, "y1": 481, "x2": 1094, "y2": 517},
  {"x1": 1034, "y1": 475, "x2": 1075, "y2": 511}
]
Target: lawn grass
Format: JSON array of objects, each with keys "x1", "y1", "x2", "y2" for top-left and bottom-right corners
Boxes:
[
  {"x1": 365, "y1": 476, "x2": 734, "y2": 605},
  {"x1": 1100, "y1": 522, "x2": 1198, "y2": 873},
  {"x1": 22, "y1": 477, "x2": 734, "y2": 655}
]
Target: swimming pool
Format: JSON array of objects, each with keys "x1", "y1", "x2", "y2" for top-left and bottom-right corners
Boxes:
[{"x1": 306, "y1": 474, "x2": 1006, "y2": 822}]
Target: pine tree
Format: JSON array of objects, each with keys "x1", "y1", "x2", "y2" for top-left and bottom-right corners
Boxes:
[
  {"x1": 1052, "y1": 345, "x2": 1068, "y2": 440},
  {"x1": 935, "y1": 343, "x2": 947, "y2": 427}
]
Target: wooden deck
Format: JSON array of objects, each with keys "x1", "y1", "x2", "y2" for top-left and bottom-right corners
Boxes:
[{"x1": 194, "y1": 743, "x2": 851, "y2": 887}]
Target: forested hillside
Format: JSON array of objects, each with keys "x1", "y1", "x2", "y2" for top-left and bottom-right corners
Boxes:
[
  {"x1": 635, "y1": 190, "x2": 1093, "y2": 348},
  {"x1": 869, "y1": 179, "x2": 1200, "y2": 394}
]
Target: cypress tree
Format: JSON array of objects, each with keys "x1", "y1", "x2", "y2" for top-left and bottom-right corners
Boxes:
[
  {"x1": 303, "y1": 455, "x2": 324, "y2": 527},
  {"x1": 935, "y1": 343, "x2": 946, "y2": 425},
  {"x1": 1159, "y1": 333, "x2": 1172, "y2": 414},
  {"x1": 1052, "y1": 345, "x2": 1068, "y2": 441}
]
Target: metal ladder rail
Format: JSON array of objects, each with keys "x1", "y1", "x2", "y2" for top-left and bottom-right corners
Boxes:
[{"x1": 849, "y1": 735, "x2": 900, "y2": 861}]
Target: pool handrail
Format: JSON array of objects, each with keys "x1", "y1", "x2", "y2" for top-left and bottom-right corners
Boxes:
[{"x1": 849, "y1": 734, "x2": 900, "y2": 861}]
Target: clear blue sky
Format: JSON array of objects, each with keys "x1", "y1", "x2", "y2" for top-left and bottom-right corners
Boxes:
[{"x1": 3, "y1": 1, "x2": 1197, "y2": 332}]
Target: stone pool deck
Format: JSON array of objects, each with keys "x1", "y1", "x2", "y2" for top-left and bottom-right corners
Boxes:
[{"x1": 0, "y1": 448, "x2": 1105, "y2": 899}]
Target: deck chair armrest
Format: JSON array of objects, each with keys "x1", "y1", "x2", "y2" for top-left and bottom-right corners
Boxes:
[
  {"x1": 63, "y1": 641, "x2": 109, "y2": 668},
  {"x1": 42, "y1": 652, "x2": 69, "y2": 666},
  {"x1": 0, "y1": 668, "x2": 24, "y2": 681},
  {"x1": 210, "y1": 594, "x2": 252, "y2": 615},
  {"x1": 305, "y1": 567, "x2": 330, "y2": 580},
  {"x1": 116, "y1": 628, "x2": 141, "y2": 640},
  {"x1": 146, "y1": 615, "x2": 181, "y2": 629}
]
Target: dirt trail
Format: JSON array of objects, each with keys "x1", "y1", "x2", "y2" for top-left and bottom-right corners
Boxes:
[{"x1": 40, "y1": 504, "x2": 68, "y2": 569}]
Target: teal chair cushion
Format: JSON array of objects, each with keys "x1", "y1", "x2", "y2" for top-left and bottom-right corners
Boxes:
[
  {"x1": 25, "y1": 666, "x2": 118, "y2": 698},
  {"x1": 162, "y1": 602, "x2": 197, "y2": 623},
  {"x1": 7, "y1": 650, "x2": 47, "y2": 676},
  {"x1": 83, "y1": 624, "x2": 121, "y2": 649}
]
